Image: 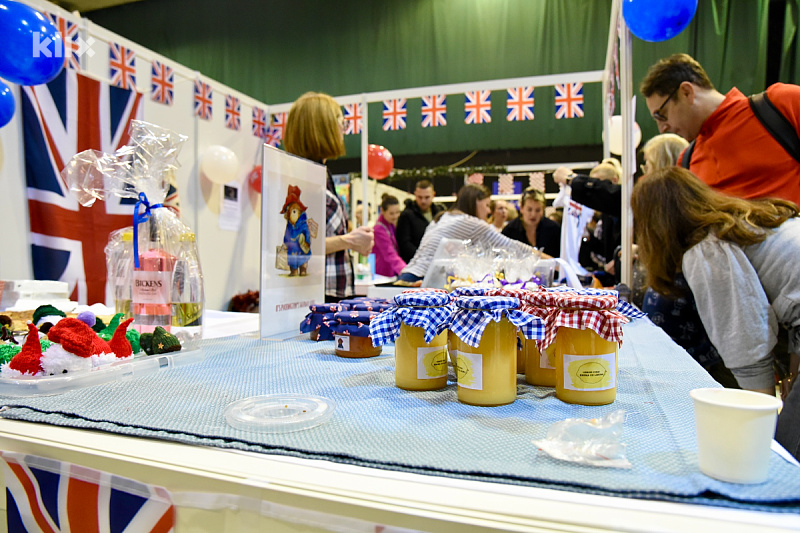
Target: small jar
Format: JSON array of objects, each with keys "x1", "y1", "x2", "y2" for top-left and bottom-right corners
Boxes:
[
  {"x1": 370, "y1": 290, "x2": 454, "y2": 391},
  {"x1": 524, "y1": 340, "x2": 556, "y2": 387},
  {"x1": 555, "y1": 326, "x2": 618, "y2": 405},
  {"x1": 450, "y1": 295, "x2": 541, "y2": 407},
  {"x1": 300, "y1": 303, "x2": 344, "y2": 341},
  {"x1": 331, "y1": 310, "x2": 382, "y2": 358},
  {"x1": 528, "y1": 290, "x2": 627, "y2": 405},
  {"x1": 486, "y1": 287, "x2": 547, "y2": 378}
]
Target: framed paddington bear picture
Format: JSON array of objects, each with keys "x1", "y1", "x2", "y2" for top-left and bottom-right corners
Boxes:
[{"x1": 259, "y1": 144, "x2": 326, "y2": 337}]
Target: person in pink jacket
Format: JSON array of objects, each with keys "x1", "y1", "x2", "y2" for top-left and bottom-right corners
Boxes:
[{"x1": 373, "y1": 194, "x2": 407, "y2": 277}]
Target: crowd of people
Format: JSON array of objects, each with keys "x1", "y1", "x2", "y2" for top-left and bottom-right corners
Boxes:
[{"x1": 283, "y1": 53, "x2": 800, "y2": 460}]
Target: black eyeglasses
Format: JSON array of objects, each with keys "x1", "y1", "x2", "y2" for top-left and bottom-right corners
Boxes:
[{"x1": 652, "y1": 84, "x2": 681, "y2": 122}]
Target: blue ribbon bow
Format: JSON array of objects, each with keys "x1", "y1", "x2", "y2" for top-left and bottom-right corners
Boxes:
[{"x1": 132, "y1": 192, "x2": 163, "y2": 268}]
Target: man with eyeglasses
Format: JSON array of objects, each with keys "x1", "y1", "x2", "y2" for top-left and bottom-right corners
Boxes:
[{"x1": 640, "y1": 53, "x2": 800, "y2": 206}]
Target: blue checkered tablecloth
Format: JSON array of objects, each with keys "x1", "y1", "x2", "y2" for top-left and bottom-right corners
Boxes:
[{"x1": 1, "y1": 319, "x2": 798, "y2": 512}]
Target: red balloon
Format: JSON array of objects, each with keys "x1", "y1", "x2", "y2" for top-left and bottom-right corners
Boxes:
[
  {"x1": 367, "y1": 144, "x2": 394, "y2": 180},
  {"x1": 248, "y1": 165, "x2": 262, "y2": 194}
]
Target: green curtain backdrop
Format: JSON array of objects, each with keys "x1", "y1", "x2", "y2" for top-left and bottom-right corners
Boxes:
[{"x1": 91, "y1": 0, "x2": 776, "y2": 158}]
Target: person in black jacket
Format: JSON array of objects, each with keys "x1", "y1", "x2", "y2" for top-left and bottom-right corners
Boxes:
[
  {"x1": 396, "y1": 179, "x2": 446, "y2": 262},
  {"x1": 501, "y1": 188, "x2": 560, "y2": 257}
]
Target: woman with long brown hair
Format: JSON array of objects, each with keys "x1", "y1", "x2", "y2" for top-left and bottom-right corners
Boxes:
[
  {"x1": 632, "y1": 166, "x2": 800, "y2": 458},
  {"x1": 397, "y1": 184, "x2": 541, "y2": 283}
]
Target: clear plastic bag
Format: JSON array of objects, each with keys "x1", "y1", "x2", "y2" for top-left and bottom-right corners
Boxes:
[
  {"x1": 63, "y1": 121, "x2": 203, "y2": 342},
  {"x1": 532, "y1": 409, "x2": 632, "y2": 468}
]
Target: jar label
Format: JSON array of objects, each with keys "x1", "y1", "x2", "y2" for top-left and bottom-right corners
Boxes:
[
  {"x1": 335, "y1": 335, "x2": 350, "y2": 352},
  {"x1": 456, "y1": 351, "x2": 483, "y2": 390},
  {"x1": 540, "y1": 344, "x2": 556, "y2": 370},
  {"x1": 132, "y1": 270, "x2": 170, "y2": 305},
  {"x1": 417, "y1": 346, "x2": 448, "y2": 379},
  {"x1": 562, "y1": 352, "x2": 616, "y2": 391}
]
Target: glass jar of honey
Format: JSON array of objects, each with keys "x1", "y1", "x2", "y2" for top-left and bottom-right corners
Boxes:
[
  {"x1": 300, "y1": 302, "x2": 344, "y2": 341},
  {"x1": 331, "y1": 310, "x2": 382, "y2": 358},
  {"x1": 526, "y1": 290, "x2": 627, "y2": 405},
  {"x1": 555, "y1": 326, "x2": 618, "y2": 405},
  {"x1": 524, "y1": 339, "x2": 557, "y2": 387},
  {"x1": 486, "y1": 287, "x2": 548, "y2": 378},
  {"x1": 450, "y1": 295, "x2": 542, "y2": 406},
  {"x1": 369, "y1": 290, "x2": 454, "y2": 391}
]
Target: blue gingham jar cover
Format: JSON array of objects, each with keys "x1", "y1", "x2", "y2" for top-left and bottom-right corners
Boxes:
[
  {"x1": 545, "y1": 286, "x2": 645, "y2": 320},
  {"x1": 451, "y1": 296, "x2": 545, "y2": 347},
  {"x1": 450, "y1": 286, "x2": 488, "y2": 297},
  {"x1": 371, "y1": 291, "x2": 455, "y2": 346}
]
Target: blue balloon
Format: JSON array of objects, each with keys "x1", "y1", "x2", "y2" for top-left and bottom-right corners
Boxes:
[
  {"x1": 623, "y1": 0, "x2": 698, "y2": 43},
  {"x1": 0, "y1": 79, "x2": 14, "y2": 128},
  {"x1": 0, "y1": 0, "x2": 65, "y2": 86}
]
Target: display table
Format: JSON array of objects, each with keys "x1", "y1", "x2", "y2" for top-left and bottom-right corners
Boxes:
[{"x1": 0, "y1": 312, "x2": 798, "y2": 532}]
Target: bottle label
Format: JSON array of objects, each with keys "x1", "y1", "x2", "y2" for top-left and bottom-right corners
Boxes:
[
  {"x1": 562, "y1": 352, "x2": 616, "y2": 391},
  {"x1": 456, "y1": 351, "x2": 483, "y2": 390},
  {"x1": 416, "y1": 346, "x2": 448, "y2": 379},
  {"x1": 132, "y1": 270, "x2": 170, "y2": 305},
  {"x1": 540, "y1": 345, "x2": 555, "y2": 370},
  {"x1": 335, "y1": 335, "x2": 350, "y2": 352}
]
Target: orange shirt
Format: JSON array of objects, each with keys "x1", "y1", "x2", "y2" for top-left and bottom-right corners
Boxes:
[{"x1": 688, "y1": 84, "x2": 800, "y2": 206}]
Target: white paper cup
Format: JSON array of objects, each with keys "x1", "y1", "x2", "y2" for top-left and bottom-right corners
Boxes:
[{"x1": 690, "y1": 388, "x2": 782, "y2": 484}]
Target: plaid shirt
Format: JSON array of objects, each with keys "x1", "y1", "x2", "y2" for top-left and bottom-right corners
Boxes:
[{"x1": 325, "y1": 173, "x2": 354, "y2": 299}]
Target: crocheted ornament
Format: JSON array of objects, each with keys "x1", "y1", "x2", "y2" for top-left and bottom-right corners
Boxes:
[
  {"x1": 76, "y1": 311, "x2": 96, "y2": 328},
  {"x1": 0, "y1": 344, "x2": 20, "y2": 364},
  {"x1": 32, "y1": 305, "x2": 66, "y2": 327},
  {"x1": 139, "y1": 332, "x2": 153, "y2": 355},
  {"x1": 98, "y1": 313, "x2": 125, "y2": 341},
  {"x1": 8, "y1": 323, "x2": 44, "y2": 375},
  {"x1": 46, "y1": 318, "x2": 111, "y2": 359},
  {"x1": 126, "y1": 328, "x2": 141, "y2": 354},
  {"x1": 108, "y1": 318, "x2": 134, "y2": 358},
  {"x1": 92, "y1": 316, "x2": 107, "y2": 333},
  {"x1": 151, "y1": 327, "x2": 181, "y2": 354}
]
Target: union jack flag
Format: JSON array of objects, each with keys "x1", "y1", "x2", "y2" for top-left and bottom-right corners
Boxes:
[
  {"x1": 21, "y1": 69, "x2": 142, "y2": 305},
  {"x1": 382, "y1": 98, "x2": 407, "y2": 131},
  {"x1": 2, "y1": 451, "x2": 175, "y2": 533},
  {"x1": 47, "y1": 13, "x2": 81, "y2": 71},
  {"x1": 264, "y1": 126, "x2": 282, "y2": 148},
  {"x1": 109, "y1": 42, "x2": 136, "y2": 90},
  {"x1": 225, "y1": 95, "x2": 241, "y2": 131},
  {"x1": 252, "y1": 106, "x2": 267, "y2": 138},
  {"x1": 150, "y1": 60, "x2": 173, "y2": 106},
  {"x1": 506, "y1": 86, "x2": 535, "y2": 121},
  {"x1": 193, "y1": 79, "x2": 213, "y2": 120},
  {"x1": 497, "y1": 174, "x2": 515, "y2": 195},
  {"x1": 343, "y1": 103, "x2": 363, "y2": 135},
  {"x1": 270, "y1": 112, "x2": 287, "y2": 140},
  {"x1": 421, "y1": 94, "x2": 446, "y2": 128},
  {"x1": 555, "y1": 82, "x2": 584, "y2": 119},
  {"x1": 464, "y1": 90, "x2": 491, "y2": 124}
]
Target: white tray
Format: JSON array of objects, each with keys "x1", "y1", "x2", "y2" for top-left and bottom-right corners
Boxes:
[{"x1": 0, "y1": 349, "x2": 204, "y2": 397}]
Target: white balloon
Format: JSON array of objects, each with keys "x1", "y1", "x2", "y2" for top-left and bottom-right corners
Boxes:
[
  {"x1": 201, "y1": 145, "x2": 240, "y2": 184},
  {"x1": 605, "y1": 115, "x2": 642, "y2": 156}
]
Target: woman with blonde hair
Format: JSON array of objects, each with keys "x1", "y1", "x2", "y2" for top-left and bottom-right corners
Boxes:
[
  {"x1": 285, "y1": 91, "x2": 374, "y2": 301},
  {"x1": 502, "y1": 188, "x2": 561, "y2": 257},
  {"x1": 640, "y1": 133, "x2": 689, "y2": 174}
]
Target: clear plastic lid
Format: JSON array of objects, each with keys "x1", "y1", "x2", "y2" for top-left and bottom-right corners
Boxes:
[{"x1": 224, "y1": 394, "x2": 335, "y2": 433}]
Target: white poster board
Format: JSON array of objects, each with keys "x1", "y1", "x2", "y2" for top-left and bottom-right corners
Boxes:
[{"x1": 259, "y1": 145, "x2": 326, "y2": 337}]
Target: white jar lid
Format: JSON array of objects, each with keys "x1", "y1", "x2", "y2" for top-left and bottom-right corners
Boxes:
[{"x1": 224, "y1": 394, "x2": 335, "y2": 433}]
